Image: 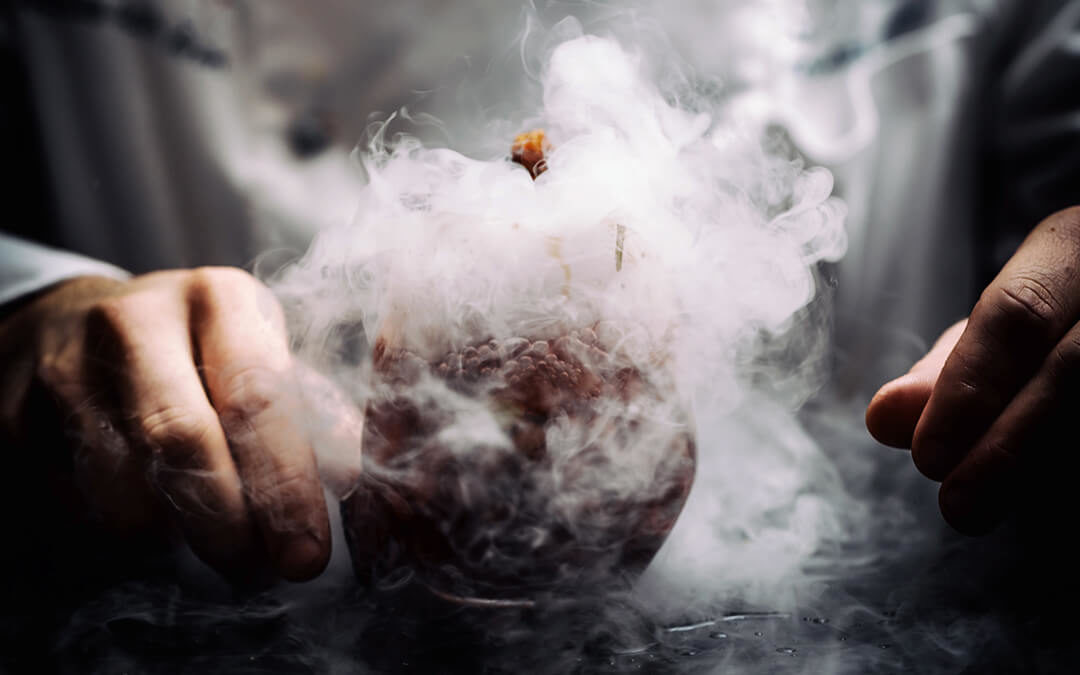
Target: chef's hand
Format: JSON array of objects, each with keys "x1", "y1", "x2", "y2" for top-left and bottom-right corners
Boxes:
[
  {"x1": 866, "y1": 207, "x2": 1080, "y2": 535},
  {"x1": 0, "y1": 268, "x2": 348, "y2": 582}
]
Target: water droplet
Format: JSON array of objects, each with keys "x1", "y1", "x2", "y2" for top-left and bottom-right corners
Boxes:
[
  {"x1": 878, "y1": 643, "x2": 891, "y2": 650},
  {"x1": 754, "y1": 631, "x2": 763, "y2": 637},
  {"x1": 709, "y1": 632, "x2": 728, "y2": 639},
  {"x1": 680, "y1": 649, "x2": 697, "y2": 657},
  {"x1": 664, "y1": 620, "x2": 717, "y2": 633},
  {"x1": 838, "y1": 635, "x2": 848, "y2": 642},
  {"x1": 721, "y1": 612, "x2": 790, "y2": 622},
  {"x1": 776, "y1": 648, "x2": 798, "y2": 656},
  {"x1": 812, "y1": 617, "x2": 829, "y2": 625}
]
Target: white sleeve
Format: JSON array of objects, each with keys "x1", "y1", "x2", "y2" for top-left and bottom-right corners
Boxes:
[{"x1": 0, "y1": 233, "x2": 131, "y2": 308}]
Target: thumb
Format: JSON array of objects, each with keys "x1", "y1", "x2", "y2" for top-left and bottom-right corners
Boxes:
[{"x1": 866, "y1": 319, "x2": 968, "y2": 449}]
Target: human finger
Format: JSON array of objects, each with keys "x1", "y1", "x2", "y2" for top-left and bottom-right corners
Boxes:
[
  {"x1": 866, "y1": 320, "x2": 967, "y2": 448},
  {"x1": 85, "y1": 282, "x2": 262, "y2": 576},
  {"x1": 937, "y1": 320, "x2": 1080, "y2": 534},
  {"x1": 33, "y1": 326, "x2": 158, "y2": 533},
  {"x1": 190, "y1": 268, "x2": 331, "y2": 581},
  {"x1": 912, "y1": 207, "x2": 1080, "y2": 481}
]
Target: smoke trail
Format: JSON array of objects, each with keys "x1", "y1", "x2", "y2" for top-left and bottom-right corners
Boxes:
[
  {"x1": 43, "y1": 4, "x2": 1029, "y2": 673},
  {"x1": 273, "y1": 5, "x2": 852, "y2": 622}
]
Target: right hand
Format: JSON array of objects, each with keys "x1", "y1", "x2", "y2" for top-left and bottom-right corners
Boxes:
[
  {"x1": 866, "y1": 207, "x2": 1080, "y2": 535},
  {"x1": 0, "y1": 267, "x2": 360, "y2": 582}
]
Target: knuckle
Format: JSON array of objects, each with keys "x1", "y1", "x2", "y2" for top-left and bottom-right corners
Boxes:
[
  {"x1": 186, "y1": 267, "x2": 284, "y2": 330},
  {"x1": 217, "y1": 365, "x2": 282, "y2": 424},
  {"x1": 34, "y1": 348, "x2": 87, "y2": 407},
  {"x1": 187, "y1": 267, "x2": 256, "y2": 304},
  {"x1": 140, "y1": 405, "x2": 215, "y2": 462},
  {"x1": 940, "y1": 346, "x2": 1009, "y2": 412},
  {"x1": 193, "y1": 265, "x2": 253, "y2": 286},
  {"x1": 949, "y1": 371, "x2": 986, "y2": 404},
  {"x1": 35, "y1": 352, "x2": 71, "y2": 392},
  {"x1": 266, "y1": 465, "x2": 316, "y2": 500},
  {"x1": 246, "y1": 462, "x2": 318, "y2": 513},
  {"x1": 984, "y1": 276, "x2": 1063, "y2": 341},
  {"x1": 85, "y1": 296, "x2": 135, "y2": 338},
  {"x1": 84, "y1": 292, "x2": 168, "y2": 358}
]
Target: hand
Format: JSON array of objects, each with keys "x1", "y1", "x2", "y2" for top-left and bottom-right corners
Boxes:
[
  {"x1": 0, "y1": 268, "x2": 340, "y2": 582},
  {"x1": 866, "y1": 206, "x2": 1080, "y2": 535}
]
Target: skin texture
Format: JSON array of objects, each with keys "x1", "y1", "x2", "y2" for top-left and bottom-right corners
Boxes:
[
  {"x1": 866, "y1": 206, "x2": 1080, "y2": 535},
  {"x1": 0, "y1": 268, "x2": 335, "y2": 582}
]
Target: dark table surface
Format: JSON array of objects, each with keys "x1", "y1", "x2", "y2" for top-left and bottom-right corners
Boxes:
[{"x1": 3, "y1": 396, "x2": 1079, "y2": 675}]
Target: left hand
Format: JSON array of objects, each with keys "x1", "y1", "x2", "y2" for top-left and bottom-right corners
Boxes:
[
  {"x1": 0, "y1": 268, "x2": 363, "y2": 582},
  {"x1": 866, "y1": 206, "x2": 1080, "y2": 534}
]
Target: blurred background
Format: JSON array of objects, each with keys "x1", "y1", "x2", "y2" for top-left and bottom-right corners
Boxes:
[{"x1": 2, "y1": 1, "x2": 1079, "y2": 672}]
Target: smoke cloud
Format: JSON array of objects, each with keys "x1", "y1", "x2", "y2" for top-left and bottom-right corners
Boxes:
[
  {"x1": 273, "y1": 0, "x2": 854, "y2": 632},
  {"x1": 48, "y1": 3, "x2": 1030, "y2": 673}
]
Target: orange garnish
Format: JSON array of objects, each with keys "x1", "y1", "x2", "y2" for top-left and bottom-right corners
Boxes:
[{"x1": 511, "y1": 129, "x2": 551, "y2": 179}]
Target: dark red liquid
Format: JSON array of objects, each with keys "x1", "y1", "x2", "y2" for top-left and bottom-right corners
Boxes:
[{"x1": 341, "y1": 328, "x2": 696, "y2": 601}]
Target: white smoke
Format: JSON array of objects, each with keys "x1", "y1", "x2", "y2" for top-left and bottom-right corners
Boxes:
[
  {"x1": 274, "y1": 14, "x2": 852, "y2": 615},
  {"x1": 45, "y1": 4, "x2": 1026, "y2": 674}
]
